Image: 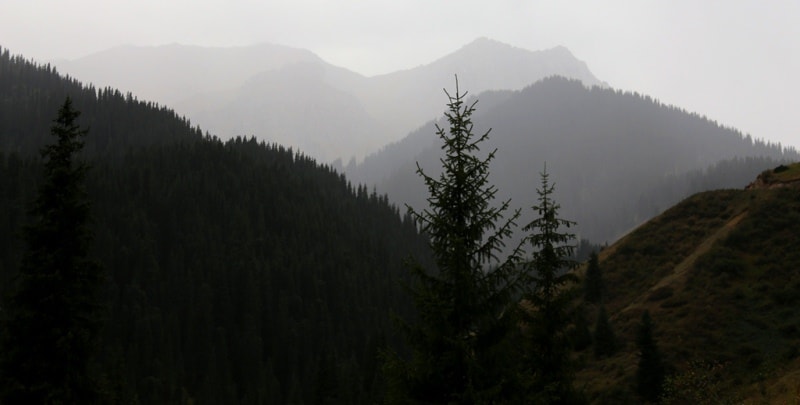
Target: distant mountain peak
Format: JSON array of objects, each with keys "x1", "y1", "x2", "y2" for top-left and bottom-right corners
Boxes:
[
  {"x1": 458, "y1": 37, "x2": 572, "y2": 57},
  {"x1": 454, "y1": 37, "x2": 523, "y2": 56},
  {"x1": 463, "y1": 36, "x2": 510, "y2": 48},
  {"x1": 417, "y1": 38, "x2": 604, "y2": 90}
]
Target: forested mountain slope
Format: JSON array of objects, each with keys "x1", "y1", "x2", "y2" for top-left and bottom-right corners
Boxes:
[
  {"x1": 573, "y1": 166, "x2": 800, "y2": 403},
  {"x1": 0, "y1": 47, "x2": 202, "y2": 156},
  {"x1": 0, "y1": 47, "x2": 432, "y2": 404},
  {"x1": 357, "y1": 77, "x2": 798, "y2": 244}
]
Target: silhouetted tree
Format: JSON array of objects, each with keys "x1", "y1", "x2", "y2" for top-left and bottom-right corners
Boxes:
[
  {"x1": 383, "y1": 78, "x2": 522, "y2": 404},
  {"x1": 0, "y1": 98, "x2": 105, "y2": 404},
  {"x1": 636, "y1": 311, "x2": 665, "y2": 402},
  {"x1": 584, "y1": 251, "x2": 603, "y2": 303},
  {"x1": 519, "y1": 166, "x2": 583, "y2": 403},
  {"x1": 593, "y1": 306, "x2": 617, "y2": 358},
  {"x1": 570, "y1": 306, "x2": 592, "y2": 352}
]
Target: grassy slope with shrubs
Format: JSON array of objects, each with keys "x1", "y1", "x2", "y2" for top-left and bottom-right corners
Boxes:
[{"x1": 574, "y1": 172, "x2": 800, "y2": 403}]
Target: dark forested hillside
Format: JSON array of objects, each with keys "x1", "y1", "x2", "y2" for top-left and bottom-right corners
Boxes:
[
  {"x1": 356, "y1": 77, "x2": 798, "y2": 244},
  {"x1": 0, "y1": 48, "x2": 432, "y2": 403}
]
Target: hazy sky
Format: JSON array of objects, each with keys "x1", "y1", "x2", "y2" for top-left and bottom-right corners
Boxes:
[{"x1": 2, "y1": 0, "x2": 798, "y2": 149}]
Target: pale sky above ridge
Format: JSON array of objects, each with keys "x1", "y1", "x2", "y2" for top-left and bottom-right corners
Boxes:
[{"x1": 2, "y1": 0, "x2": 798, "y2": 149}]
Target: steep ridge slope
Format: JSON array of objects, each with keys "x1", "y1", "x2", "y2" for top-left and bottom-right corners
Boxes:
[{"x1": 0, "y1": 47, "x2": 202, "y2": 155}]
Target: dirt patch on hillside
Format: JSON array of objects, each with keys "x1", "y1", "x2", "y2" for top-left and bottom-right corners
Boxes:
[{"x1": 620, "y1": 209, "x2": 747, "y2": 314}]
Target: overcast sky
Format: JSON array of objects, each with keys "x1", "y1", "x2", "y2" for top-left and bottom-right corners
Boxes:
[{"x1": 2, "y1": 0, "x2": 798, "y2": 149}]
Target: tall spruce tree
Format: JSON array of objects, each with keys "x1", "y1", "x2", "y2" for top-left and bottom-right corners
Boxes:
[
  {"x1": 383, "y1": 79, "x2": 523, "y2": 404},
  {"x1": 636, "y1": 310, "x2": 665, "y2": 403},
  {"x1": 519, "y1": 166, "x2": 583, "y2": 403},
  {"x1": 0, "y1": 98, "x2": 105, "y2": 404}
]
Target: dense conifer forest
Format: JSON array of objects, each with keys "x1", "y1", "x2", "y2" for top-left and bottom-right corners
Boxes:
[{"x1": 0, "y1": 47, "x2": 433, "y2": 403}]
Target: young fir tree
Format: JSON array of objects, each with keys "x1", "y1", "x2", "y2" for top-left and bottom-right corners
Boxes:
[
  {"x1": 636, "y1": 310, "x2": 665, "y2": 403},
  {"x1": 583, "y1": 251, "x2": 603, "y2": 304},
  {"x1": 593, "y1": 305, "x2": 617, "y2": 358},
  {"x1": 0, "y1": 98, "x2": 106, "y2": 404},
  {"x1": 569, "y1": 305, "x2": 593, "y2": 352},
  {"x1": 383, "y1": 79, "x2": 523, "y2": 404},
  {"x1": 520, "y1": 167, "x2": 583, "y2": 403}
]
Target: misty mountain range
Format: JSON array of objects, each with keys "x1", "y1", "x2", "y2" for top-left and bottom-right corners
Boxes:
[
  {"x1": 53, "y1": 37, "x2": 604, "y2": 162},
  {"x1": 50, "y1": 38, "x2": 799, "y2": 245}
]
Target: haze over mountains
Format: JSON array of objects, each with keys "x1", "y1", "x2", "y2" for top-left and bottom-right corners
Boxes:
[
  {"x1": 53, "y1": 38, "x2": 604, "y2": 162},
  {"x1": 355, "y1": 77, "x2": 798, "y2": 244},
  {"x1": 50, "y1": 37, "x2": 799, "y2": 245}
]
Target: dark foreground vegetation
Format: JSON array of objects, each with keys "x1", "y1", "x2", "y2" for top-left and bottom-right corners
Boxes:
[{"x1": 3, "y1": 46, "x2": 800, "y2": 404}]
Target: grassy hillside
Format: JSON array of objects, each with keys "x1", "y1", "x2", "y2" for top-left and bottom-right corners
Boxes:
[
  {"x1": 771, "y1": 162, "x2": 800, "y2": 182},
  {"x1": 751, "y1": 162, "x2": 800, "y2": 187},
  {"x1": 575, "y1": 179, "x2": 800, "y2": 403}
]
